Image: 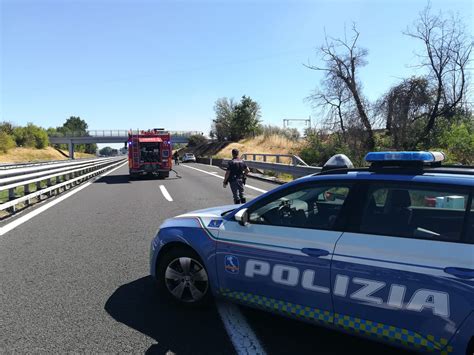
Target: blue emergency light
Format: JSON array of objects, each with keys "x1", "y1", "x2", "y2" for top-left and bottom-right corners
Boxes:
[{"x1": 365, "y1": 151, "x2": 445, "y2": 163}]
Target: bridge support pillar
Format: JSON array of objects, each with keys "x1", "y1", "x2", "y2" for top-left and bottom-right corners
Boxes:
[{"x1": 68, "y1": 141, "x2": 75, "y2": 160}]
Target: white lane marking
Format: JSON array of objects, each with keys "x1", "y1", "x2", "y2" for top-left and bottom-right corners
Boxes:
[
  {"x1": 216, "y1": 301, "x2": 267, "y2": 355},
  {"x1": 159, "y1": 185, "x2": 173, "y2": 202},
  {"x1": 0, "y1": 161, "x2": 128, "y2": 237},
  {"x1": 181, "y1": 164, "x2": 268, "y2": 193}
]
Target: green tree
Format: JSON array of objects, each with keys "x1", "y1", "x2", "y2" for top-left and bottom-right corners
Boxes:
[
  {"x1": 57, "y1": 116, "x2": 97, "y2": 154},
  {"x1": 59, "y1": 116, "x2": 88, "y2": 134},
  {"x1": 211, "y1": 96, "x2": 262, "y2": 142},
  {"x1": 187, "y1": 134, "x2": 207, "y2": 147},
  {"x1": 99, "y1": 146, "x2": 118, "y2": 156},
  {"x1": 230, "y1": 96, "x2": 262, "y2": 141},
  {"x1": 211, "y1": 98, "x2": 235, "y2": 141}
]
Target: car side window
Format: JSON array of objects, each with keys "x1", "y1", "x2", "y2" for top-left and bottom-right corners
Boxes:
[
  {"x1": 360, "y1": 184, "x2": 470, "y2": 242},
  {"x1": 248, "y1": 184, "x2": 351, "y2": 230},
  {"x1": 467, "y1": 197, "x2": 474, "y2": 243}
]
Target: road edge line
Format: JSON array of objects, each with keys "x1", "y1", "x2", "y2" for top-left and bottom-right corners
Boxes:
[
  {"x1": 216, "y1": 301, "x2": 267, "y2": 355},
  {"x1": 180, "y1": 164, "x2": 268, "y2": 193}
]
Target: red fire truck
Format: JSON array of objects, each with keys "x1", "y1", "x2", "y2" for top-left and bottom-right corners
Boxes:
[{"x1": 127, "y1": 129, "x2": 172, "y2": 179}]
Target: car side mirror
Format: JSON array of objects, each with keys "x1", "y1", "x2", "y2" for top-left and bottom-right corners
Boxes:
[{"x1": 234, "y1": 208, "x2": 249, "y2": 226}]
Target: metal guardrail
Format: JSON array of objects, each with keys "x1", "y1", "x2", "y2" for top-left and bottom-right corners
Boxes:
[
  {"x1": 0, "y1": 157, "x2": 97, "y2": 170},
  {"x1": 0, "y1": 157, "x2": 126, "y2": 214},
  {"x1": 199, "y1": 153, "x2": 322, "y2": 179},
  {"x1": 241, "y1": 153, "x2": 309, "y2": 166},
  {"x1": 243, "y1": 160, "x2": 322, "y2": 178}
]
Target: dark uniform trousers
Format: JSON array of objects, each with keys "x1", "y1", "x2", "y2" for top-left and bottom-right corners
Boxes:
[{"x1": 230, "y1": 179, "x2": 245, "y2": 204}]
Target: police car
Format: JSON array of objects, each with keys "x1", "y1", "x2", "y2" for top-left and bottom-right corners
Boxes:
[{"x1": 150, "y1": 151, "x2": 474, "y2": 355}]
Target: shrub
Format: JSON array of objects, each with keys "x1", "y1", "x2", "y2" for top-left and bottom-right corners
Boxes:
[
  {"x1": 261, "y1": 125, "x2": 300, "y2": 140},
  {"x1": 439, "y1": 122, "x2": 474, "y2": 164},
  {"x1": 13, "y1": 123, "x2": 49, "y2": 149},
  {"x1": 0, "y1": 132, "x2": 16, "y2": 153},
  {"x1": 299, "y1": 132, "x2": 351, "y2": 166}
]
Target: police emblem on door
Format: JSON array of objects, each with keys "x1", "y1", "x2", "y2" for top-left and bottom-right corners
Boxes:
[{"x1": 224, "y1": 255, "x2": 240, "y2": 274}]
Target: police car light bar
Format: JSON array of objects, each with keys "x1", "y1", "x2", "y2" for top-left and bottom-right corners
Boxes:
[{"x1": 365, "y1": 151, "x2": 445, "y2": 163}]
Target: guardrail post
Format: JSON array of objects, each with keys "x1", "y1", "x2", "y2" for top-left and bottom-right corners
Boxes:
[
  {"x1": 263, "y1": 155, "x2": 267, "y2": 162},
  {"x1": 8, "y1": 188, "x2": 16, "y2": 201},
  {"x1": 68, "y1": 141, "x2": 75, "y2": 160},
  {"x1": 276, "y1": 156, "x2": 280, "y2": 164},
  {"x1": 210, "y1": 157, "x2": 212, "y2": 166},
  {"x1": 8, "y1": 188, "x2": 16, "y2": 213},
  {"x1": 253, "y1": 154, "x2": 256, "y2": 161}
]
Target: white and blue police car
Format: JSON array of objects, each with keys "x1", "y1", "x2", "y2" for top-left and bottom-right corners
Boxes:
[{"x1": 150, "y1": 151, "x2": 474, "y2": 355}]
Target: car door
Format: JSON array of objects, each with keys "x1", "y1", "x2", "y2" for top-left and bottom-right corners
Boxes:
[
  {"x1": 331, "y1": 182, "x2": 474, "y2": 353},
  {"x1": 216, "y1": 181, "x2": 353, "y2": 325}
]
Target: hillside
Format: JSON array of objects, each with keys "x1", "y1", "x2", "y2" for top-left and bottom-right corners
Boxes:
[
  {"x1": 214, "y1": 135, "x2": 304, "y2": 162},
  {"x1": 0, "y1": 147, "x2": 96, "y2": 163}
]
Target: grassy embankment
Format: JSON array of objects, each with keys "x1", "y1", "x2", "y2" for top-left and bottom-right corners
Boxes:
[
  {"x1": 215, "y1": 135, "x2": 303, "y2": 162},
  {"x1": 214, "y1": 135, "x2": 305, "y2": 182},
  {"x1": 0, "y1": 147, "x2": 95, "y2": 163}
]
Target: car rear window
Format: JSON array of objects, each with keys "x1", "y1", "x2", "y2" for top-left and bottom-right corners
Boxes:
[{"x1": 359, "y1": 184, "x2": 470, "y2": 243}]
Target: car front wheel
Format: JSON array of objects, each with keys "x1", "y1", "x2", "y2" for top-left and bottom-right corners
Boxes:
[{"x1": 157, "y1": 247, "x2": 211, "y2": 306}]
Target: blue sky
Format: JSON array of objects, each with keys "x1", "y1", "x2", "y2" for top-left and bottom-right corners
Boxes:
[{"x1": 1, "y1": 0, "x2": 472, "y2": 139}]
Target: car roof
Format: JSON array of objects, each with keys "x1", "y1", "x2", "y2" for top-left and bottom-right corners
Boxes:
[{"x1": 300, "y1": 168, "x2": 474, "y2": 187}]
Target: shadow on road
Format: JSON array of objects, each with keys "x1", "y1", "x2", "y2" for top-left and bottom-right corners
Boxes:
[
  {"x1": 95, "y1": 174, "x2": 183, "y2": 184},
  {"x1": 104, "y1": 276, "x2": 234, "y2": 355},
  {"x1": 94, "y1": 175, "x2": 131, "y2": 184}
]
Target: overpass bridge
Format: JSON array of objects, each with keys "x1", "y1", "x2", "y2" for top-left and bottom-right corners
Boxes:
[{"x1": 48, "y1": 130, "x2": 203, "y2": 158}]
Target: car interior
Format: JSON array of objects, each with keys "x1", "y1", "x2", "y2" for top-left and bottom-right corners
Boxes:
[
  {"x1": 249, "y1": 187, "x2": 349, "y2": 230},
  {"x1": 360, "y1": 188, "x2": 469, "y2": 241}
]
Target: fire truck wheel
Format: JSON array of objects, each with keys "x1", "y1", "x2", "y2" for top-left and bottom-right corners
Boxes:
[{"x1": 157, "y1": 247, "x2": 211, "y2": 307}]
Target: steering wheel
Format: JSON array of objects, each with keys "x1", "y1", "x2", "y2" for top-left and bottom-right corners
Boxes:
[{"x1": 277, "y1": 203, "x2": 294, "y2": 224}]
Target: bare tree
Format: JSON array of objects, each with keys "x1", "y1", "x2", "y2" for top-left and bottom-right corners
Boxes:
[
  {"x1": 308, "y1": 77, "x2": 351, "y2": 139},
  {"x1": 306, "y1": 25, "x2": 375, "y2": 149},
  {"x1": 405, "y1": 4, "x2": 472, "y2": 146}
]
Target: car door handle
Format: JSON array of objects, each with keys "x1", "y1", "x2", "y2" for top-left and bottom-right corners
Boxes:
[
  {"x1": 444, "y1": 267, "x2": 474, "y2": 279},
  {"x1": 301, "y1": 248, "x2": 330, "y2": 258}
]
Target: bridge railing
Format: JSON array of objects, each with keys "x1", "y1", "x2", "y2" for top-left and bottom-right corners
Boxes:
[
  {"x1": 48, "y1": 130, "x2": 204, "y2": 138},
  {"x1": 0, "y1": 157, "x2": 125, "y2": 216}
]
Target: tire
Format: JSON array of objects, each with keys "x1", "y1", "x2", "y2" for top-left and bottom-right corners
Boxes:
[
  {"x1": 467, "y1": 337, "x2": 474, "y2": 355},
  {"x1": 156, "y1": 247, "x2": 211, "y2": 306},
  {"x1": 159, "y1": 172, "x2": 169, "y2": 179}
]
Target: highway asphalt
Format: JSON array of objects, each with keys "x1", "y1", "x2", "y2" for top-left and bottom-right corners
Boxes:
[{"x1": 0, "y1": 162, "x2": 413, "y2": 354}]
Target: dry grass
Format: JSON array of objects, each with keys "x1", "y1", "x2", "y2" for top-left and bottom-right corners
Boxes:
[
  {"x1": 215, "y1": 135, "x2": 303, "y2": 163},
  {"x1": 0, "y1": 147, "x2": 95, "y2": 163}
]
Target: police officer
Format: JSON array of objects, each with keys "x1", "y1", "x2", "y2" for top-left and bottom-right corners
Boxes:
[
  {"x1": 173, "y1": 151, "x2": 179, "y2": 165},
  {"x1": 223, "y1": 149, "x2": 250, "y2": 204}
]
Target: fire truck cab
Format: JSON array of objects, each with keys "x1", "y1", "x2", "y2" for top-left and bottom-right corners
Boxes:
[{"x1": 128, "y1": 129, "x2": 172, "y2": 179}]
